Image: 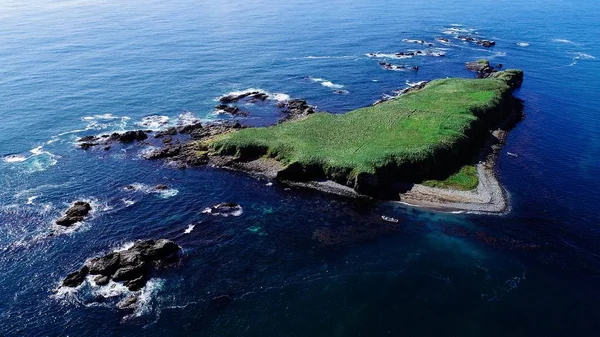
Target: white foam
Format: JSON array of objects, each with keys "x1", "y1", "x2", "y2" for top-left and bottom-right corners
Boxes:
[
  {"x1": 136, "y1": 115, "x2": 170, "y2": 130},
  {"x1": 367, "y1": 53, "x2": 413, "y2": 59},
  {"x1": 122, "y1": 198, "x2": 136, "y2": 207},
  {"x1": 574, "y1": 52, "x2": 595, "y2": 60},
  {"x1": 184, "y1": 224, "x2": 195, "y2": 234},
  {"x1": 402, "y1": 39, "x2": 433, "y2": 45},
  {"x1": 308, "y1": 77, "x2": 345, "y2": 89},
  {"x1": 125, "y1": 183, "x2": 179, "y2": 199},
  {"x1": 553, "y1": 38, "x2": 574, "y2": 44},
  {"x1": 517, "y1": 42, "x2": 530, "y2": 47},
  {"x1": 158, "y1": 189, "x2": 179, "y2": 199},
  {"x1": 218, "y1": 88, "x2": 290, "y2": 103},
  {"x1": 114, "y1": 241, "x2": 135, "y2": 252},
  {"x1": 2, "y1": 154, "x2": 27, "y2": 163},
  {"x1": 202, "y1": 204, "x2": 243, "y2": 217},
  {"x1": 406, "y1": 80, "x2": 428, "y2": 87},
  {"x1": 26, "y1": 196, "x2": 38, "y2": 205},
  {"x1": 177, "y1": 111, "x2": 200, "y2": 126},
  {"x1": 90, "y1": 278, "x2": 130, "y2": 298},
  {"x1": 82, "y1": 113, "x2": 120, "y2": 121},
  {"x1": 568, "y1": 52, "x2": 596, "y2": 66}
]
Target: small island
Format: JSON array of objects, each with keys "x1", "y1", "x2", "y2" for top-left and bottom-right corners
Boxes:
[
  {"x1": 202, "y1": 70, "x2": 524, "y2": 212},
  {"x1": 80, "y1": 69, "x2": 524, "y2": 213}
]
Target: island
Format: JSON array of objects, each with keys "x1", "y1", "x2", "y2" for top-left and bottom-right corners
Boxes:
[
  {"x1": 79, "y1": 69, "x2": 524, "y2": 213},
  {"x1": 203, "y1": 69, "x2": 524, "y2": 212}
]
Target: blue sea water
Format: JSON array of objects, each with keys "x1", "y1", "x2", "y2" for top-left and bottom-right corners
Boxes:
[{"x1": 1, "y1": 0, "x2": 600, "y2": 335}]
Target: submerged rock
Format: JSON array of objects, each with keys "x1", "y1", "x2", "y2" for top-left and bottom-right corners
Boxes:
[
  {"x1": 116, "y1": 294, "x2": 139, "y2": 310},
  {"x1": 215, "y1": 104, "x2": 249, "y2": 117},
  {"x1": 202, "y1": 202, "x2": 244, "y2": 217},
  {"x1": 62, "y1": 239, "x2": 181, "y2": 291},
  {"x1": 56, "y1": 201, "x2": 92, "y2": 227}
]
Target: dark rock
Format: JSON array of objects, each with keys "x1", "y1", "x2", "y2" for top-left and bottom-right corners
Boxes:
[
  {"x1": 177, "y1": 122, "x2": 203, "y2": 134},
  {"x1": 93, "y1": 275, "x2": 110, "y2": 286},
  {"x1": 87, "y1": 252, "x2": 120, "y2": 276},
  {"x1": 79, "y1": 143, "x2": 96, "y2": 150},
  {"x1": 78, "y1": 135, "x2": 97, "y2": 142},
  {"x1": 154, "y1": 184, "x2": 168, "y2": 190},
  {"x1": 103, "y1": 146, "x2": 111, "y2": 151},
  {"x1": 466, "y1": 59, "x2": 496, "y2": 77},
  {"x1": 280, "y1": 99, "x2": 315, "y2": 122},
  {"x1": 497, "y1": 63, "x2": 503, "y2": 68},
  {"x1": 155, "y1": 127, "x2": 177, "y2": 138},
  {"x1": 132, "y1": 239, "x2": 181, "y2": 261},
  {"x1": 56, "y1": 201, "x2": 92, "y2": 227},
  {"x1": 477, "y1": 40, "x2": 496, "y2": 47},
  {"x1": 219, "y1": 91, "x2": 268, "y2": 104},
  {"x1": 62, "y1": 266, "x2": 89, "y2": 287},
  {"x1": 124, "y1": 275, "x2": 147, "y2": 291},
  {"x1": 112, "y1": 263, "x2": 147, "y2": 282},
  {"x1": 162, "y1": 136, "x2": 173, "y2": 144},
  {"x1": 62, "y1": 239, "x2": 181, "y2": 296},
  {"x1": 119, "y1": 130, "x2": 148, "y2": 143},
  {"x1": 215, "y1": 105, "x2": 248, "y2": 117},
  {"x1": 145, "y1": 145, "x2": 182, "y2": 160}
]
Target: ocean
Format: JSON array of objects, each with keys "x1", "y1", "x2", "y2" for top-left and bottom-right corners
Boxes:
[{"x1": 1, "y1": 0, "x2": 599, "y2": 336}]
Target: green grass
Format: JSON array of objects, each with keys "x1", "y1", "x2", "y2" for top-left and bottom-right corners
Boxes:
[
  {"x1": 422, "y1": 165, "x2": 479, "y2": 190},
  {"x1": 209, "y1": 70, "x2": 522, "y2": 191}
]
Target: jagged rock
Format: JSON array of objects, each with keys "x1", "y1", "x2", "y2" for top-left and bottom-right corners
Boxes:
[
  {"x1": 93, "y1": 275, "x2": 110, "y2": 286},
  {"x1": 62, "y1": 239, "x2": 181, "y2": 291},
  {"x1": 145, "y1": 145, "x2": 182, "y2": 160},
  {"x1": 62, "y1": 266, "x2": 89, "y2": 287},
  {"x1": 116, "y1": 130, "x2": 148, "y2": 143},
  {"x1": 155, "y1": 127, "x2": 177, "y2": 138},
  {"x1": 177, "y1": 122, "x2": 203, "y2": 134},
  {"x1": 279, "y1": 99, "x2": 315, "y2": 122},
  {"x1": 124, "y1": 275, "x2": 147, "y2": 291},
  {"x1": 112, "y1": 263, "x2": 147, "y2": 282},
  {"x1": 78, "y1": 135, "x2": 97, "y2": 142},
  {"x1": 477, "y1": 40, "x2": 496, "y2": 47},
  {"x1": 466, "y1": 59, "x2": 497, "y2": 78},
  {"x1": 215, "y1": 104, "x2": 248, "y2": 117},
  {"x1": 87, "y1": 252, "x2": 120, "y2": 276},
  {"x1": 56, "y1": 201, "x2": 92, "y2": 227},
  {"x1": 219, "y1": 91, "x2": 269, "y2": 104},
  {"x1": 154, "y1": 184, "x2": 168, "y2": 190},
  {"x1": 132, "y1": 239, "x2": 181, "y2": 260}
]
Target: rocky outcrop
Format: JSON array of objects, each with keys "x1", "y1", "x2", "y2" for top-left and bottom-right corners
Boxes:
[
  {"x1": 56, "y1": 201, "x2": 92, "y2": 227},
  {"x1": 215, "y1": 104, "x2": 249, "y2": 117},
  {"x1": 378, "y1": 62, "x2": 419, "y2": 71},
  {"x1": 277, "y1": 99, "x2": 315, "y2": 122},
  {"x1": 61, "y1": 239, "x2": 181, "y2": 291},
  {"x1": 219, "y1": 91, "x2": 269, "y2": 104},
  {"x1": 466, "y1": 59, "x2": 497, "y2": 78},
  {"x1": 77, "y1": 130, "x2": 149, "y2": 149},
  {"x1": 144, "y1": 121, "x2": 244, "y2": 167},
  {"x1": 457, "y1": 36, "x2": 496, "y2": 47}
]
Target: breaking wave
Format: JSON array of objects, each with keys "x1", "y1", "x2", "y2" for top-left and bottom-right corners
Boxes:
[{"x1": 308, "y1": 77, "x2": 345, "y2": 89}]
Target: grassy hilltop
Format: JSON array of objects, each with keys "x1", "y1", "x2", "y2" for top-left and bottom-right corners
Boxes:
[{"x1": 209, "y1": 70, "x2": 523, "y2": 194}]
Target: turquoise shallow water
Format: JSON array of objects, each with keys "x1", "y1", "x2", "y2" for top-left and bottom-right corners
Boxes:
[{"x1": 1, "y1": 0, "x2": 600, "y2": 336}]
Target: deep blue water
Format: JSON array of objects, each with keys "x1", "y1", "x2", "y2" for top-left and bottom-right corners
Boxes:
[{"x1": 1, "y1": 0, "x2": 600, "y2": 336}]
